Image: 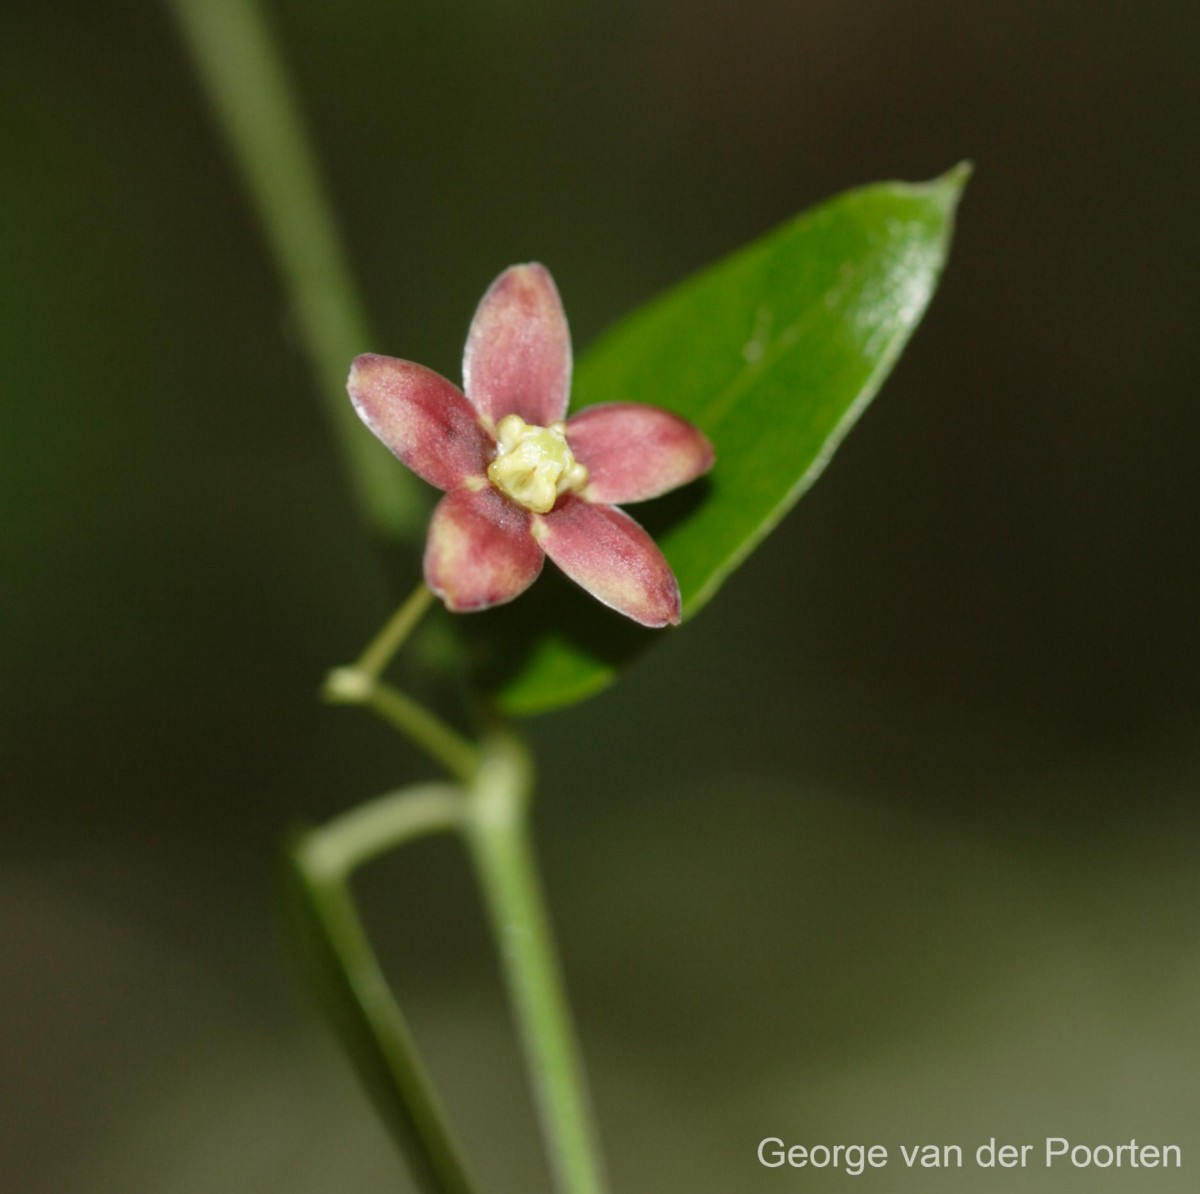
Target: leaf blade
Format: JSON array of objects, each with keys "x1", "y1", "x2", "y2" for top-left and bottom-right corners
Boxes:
[{"x1": 485, "y1": 165, "x2": 970, "y2": 715}]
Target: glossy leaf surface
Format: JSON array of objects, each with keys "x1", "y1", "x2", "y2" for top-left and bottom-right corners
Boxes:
[{"x1": 477, "y1": 166, "x2": 969, "y2": 715}]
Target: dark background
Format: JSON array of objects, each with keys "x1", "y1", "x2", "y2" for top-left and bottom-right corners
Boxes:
[{"x1": 4, "y1": 1, "x2": 1197, "y2": 1191}]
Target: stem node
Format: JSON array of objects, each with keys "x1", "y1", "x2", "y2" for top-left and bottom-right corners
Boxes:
[{"x1": 323, "y1": 664, "x2": 373, "y2": 704}]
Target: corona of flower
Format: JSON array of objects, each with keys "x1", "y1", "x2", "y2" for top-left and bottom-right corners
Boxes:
[{"x1": 347, "y1": 264, "x2": 714, "y2": 626}]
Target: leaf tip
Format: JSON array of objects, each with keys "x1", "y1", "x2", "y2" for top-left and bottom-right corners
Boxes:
[{"x1": 933, "y1": 160, "x2": 974, "y2": 205}]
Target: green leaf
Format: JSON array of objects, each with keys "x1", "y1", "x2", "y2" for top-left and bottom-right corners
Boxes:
[{"x1": 477, "y1": 165, "x2": 970, "y2": 715}]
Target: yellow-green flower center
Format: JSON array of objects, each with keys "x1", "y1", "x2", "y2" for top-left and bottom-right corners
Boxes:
[{"x1": 487, "y1": 414, "x2": 589, "y2": 514}]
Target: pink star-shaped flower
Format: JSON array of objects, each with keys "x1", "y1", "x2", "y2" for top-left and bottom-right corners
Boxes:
[{"x1": 347, "y1": 264, "x2": 714, "y2": 627}]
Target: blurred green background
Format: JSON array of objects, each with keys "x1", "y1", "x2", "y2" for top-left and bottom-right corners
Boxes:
[{"x1": 4, "y1": 1, "x2": 1197, "y2": 1191}]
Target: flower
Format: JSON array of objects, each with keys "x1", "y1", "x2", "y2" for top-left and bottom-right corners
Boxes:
[{"x1": 347, "y1": 264, "x2": 714, "y2": 627}]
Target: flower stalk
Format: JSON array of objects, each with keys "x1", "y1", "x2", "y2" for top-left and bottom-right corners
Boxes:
[
  {"x1": 354, "y1": 582, "x2": 437, "y2": 681},
  {"x1": 323, "y1": 583, "x2": 480, "y2": 785}
]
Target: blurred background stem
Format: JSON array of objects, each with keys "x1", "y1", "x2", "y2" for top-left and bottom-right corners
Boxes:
[{"x1": 167, "y1": 0, "x2": 423, "y2": 546}]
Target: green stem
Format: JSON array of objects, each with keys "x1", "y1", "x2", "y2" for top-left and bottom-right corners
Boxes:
[
  {"x1": 324, "y1": 583, "x2": 479, "y2": 785},
  {"x1": 465, "y1": 735, "x2": 610, "y2": 1194},
  {"x1": 361, "y1": 679, "x2": 480, "y2": 787},
  {"x1": 324, "y1": 667, "x2": 478, "y2": 786},
  {"x1": 302, "y1": 781, "x2": 466, "y2": 876},
  {"x1": 287, "y1": 785, "x2": 476, "y2": 1194},
  {"x1": 166, "y1": 0, "x2": 423, "y2": 544},
  {"x1": 356, "y1": 583, "x2": 437, "y2": 681}
]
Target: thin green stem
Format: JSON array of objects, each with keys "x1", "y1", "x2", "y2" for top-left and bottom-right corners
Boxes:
[
  {"x1": 324, "y1": 583, "x2": 478, "y2": 785},
  {"x1": 303, "y1": 781, "x2": 466, "y2": 877},
  {"x1": 166, "y1": 0, "x2": 422, "y2": 544},
  {"x1": 324, "y1": 668, "x2": 479, "y2": 787},
  {"x1": 356, "y1": 583, "x2": 437, "y2": 681},
  {"x1": 364, "y1": 680, "x2": 480, "y2": 787},
  {"x1": 464, "y1": 735, "x2": 610, "y2": 1194},
  {"x1": 287, "y1": 785, "x2": 475, "y2": 1194}
]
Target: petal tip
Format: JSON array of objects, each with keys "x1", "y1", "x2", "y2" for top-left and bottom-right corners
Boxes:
[
  {"x1": 347, "y1": 351, "x2": 384, "y2": 387},
  {"x1": 498, "y1": 261, "x2": 555, "y2": 287},
  {"x1": 538, "y1": 498, "x2": 682, "y2": 628},
  {"x1": 637, "y1": 581, "x2": 682, "y2": 629},
  {"x1": 426, "y1": 577, "x2": 496, "y2": 614}
]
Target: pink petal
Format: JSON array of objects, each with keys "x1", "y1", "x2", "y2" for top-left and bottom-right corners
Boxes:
[
  {"x1": 566, "y1": 403, "x2": 715, "y2": 504},
  {"x1": 462, "y1": 264, "x2": 571, "y2": 428},
  {"x1": 425, "y1": 486, "x2": 544, "y2": 612},
  {"x1": 534, "y1": 497, "x2": 681, "y2": 627},
  {"x1": 348, "y1": 354, "x2": 492, "y2": 491}
]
